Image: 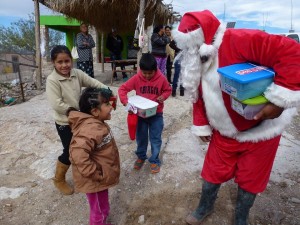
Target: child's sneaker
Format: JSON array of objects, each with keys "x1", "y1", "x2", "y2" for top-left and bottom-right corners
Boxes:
[
  {"x1": 134, "y1": 159, "x2": 145, "y2": 170},
  {"x1": 150, "y1": 164, "x2": 160, "y2": 174}
]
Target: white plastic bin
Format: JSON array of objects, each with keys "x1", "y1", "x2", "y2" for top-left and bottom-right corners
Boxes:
[
  {"x1": 128, "y1": 95, "x2": 158, "y2": 118},
  {"x1": 230, "y1": 96, "x2": 267, "y2": 120}
]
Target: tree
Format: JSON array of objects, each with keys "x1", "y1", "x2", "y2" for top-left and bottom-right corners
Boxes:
[{"x1": 0, "y1": 14, "x2": 64, "y2": 61}]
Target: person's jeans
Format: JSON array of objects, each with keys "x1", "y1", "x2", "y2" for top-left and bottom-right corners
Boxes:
[
  {"x1": 172, "y1": 60, "x2": 183, "y2": 91},
  {"x1": 55, "y1": 123, "x2": 72, "y2": 165},
  {"x1": 135, "y1": 113, "x2": 164, "y2": 165},
  {"x1": 110, "y1": 53, "x2": 127, "y2": 78}
]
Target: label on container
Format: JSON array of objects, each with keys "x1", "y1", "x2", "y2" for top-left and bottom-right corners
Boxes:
[
  {"x1": 236, "y1": 66, "x2": 268, "y2": 75},
  {"x1": 231, "y1": 98, "x2": 245, "y2": 115},
  {"x1": 224, "y1": 83, "x2": 237, "y2": 97}
]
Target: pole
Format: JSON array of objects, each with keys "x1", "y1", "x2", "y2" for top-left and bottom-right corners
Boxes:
[
  {"x1": 44, "y1": 25, "x2": 50, "y2": 62},
  {"x1": 138, "y1": 0, "x2": 145, "y2": 24},
  {"x1": 101, "y1": 32, "x2": 104, "y2": 72},
  {"x1": 290, "y1": 0, "x2": 294, "y2": 32},
  {"x1": 137, "y1": 0, "x2": 146, "y2": 68},
  {"x1": 95, "y1": 29, "x2": 100, "y2": 63},
  {"x1": 17, "y1": 64, "x2": 25, "y2": 102},
  {"x1": 34, "y1": 0, "x2": 42, "y2": 90}
]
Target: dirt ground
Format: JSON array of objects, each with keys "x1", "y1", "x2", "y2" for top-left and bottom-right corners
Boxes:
[{"x1": 0, "y1": 77, "x2": 299, "y2": 225}]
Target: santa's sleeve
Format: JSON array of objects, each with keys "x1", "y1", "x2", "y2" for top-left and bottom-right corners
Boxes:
[
  {"x1": 191, "y1": 85, "x2": 212, "y2": 136},
  {"x1": 233, "y1": 31, "x2": 300, "y2": 108}
]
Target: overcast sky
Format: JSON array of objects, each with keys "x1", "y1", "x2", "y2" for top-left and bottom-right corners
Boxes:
[
  {"x1": 170, "y1": 0, "x2": 300, "y2": 33},
  {"x1": 0, "y1": 0, "x2": 299, "y2": 34}
]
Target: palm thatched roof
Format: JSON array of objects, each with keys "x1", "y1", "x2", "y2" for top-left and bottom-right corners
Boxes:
[{"x1": 40, "y1": 0, "x2": 175, "y2": 33}]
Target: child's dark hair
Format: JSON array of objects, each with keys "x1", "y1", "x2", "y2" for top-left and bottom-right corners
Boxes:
[
  {"x1": 165, "y1": 25, "x2": 172, "y2": 30},
  {"x1": 153, "y1": 25, "x2": 163, "y2": 33},
  {"x1": 139, "y1": 53, "x2": 157, "y2": 71},
  {"x1": 79, "y1": 87, "x2": 113, "y2": 114},
  {"x1": 50, "y1": 45, "x2": 72, "y2": 61},
  {"x1": 66, "y1": 88, "x2": 113, "y2": 116}
]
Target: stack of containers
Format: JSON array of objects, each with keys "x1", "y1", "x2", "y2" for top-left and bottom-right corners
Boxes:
[{"x1": 218, "y1": 63, "x2": 275, "y2": 120}]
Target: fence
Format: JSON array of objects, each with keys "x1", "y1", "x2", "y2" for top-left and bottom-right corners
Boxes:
[{"x1": 0, "y1": 59, "x2": 38, "y2": 102}]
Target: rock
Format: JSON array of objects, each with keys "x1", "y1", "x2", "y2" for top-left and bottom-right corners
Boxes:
[
  {"x1": 0, "y1": 170, "x2": 9, "y2": 175},
  {"x1": 290, "y1": 197, "x2": 300, "y2": 204},
  {"x1": 138, "y1": 215, "x2": 145, "y2": 224}
]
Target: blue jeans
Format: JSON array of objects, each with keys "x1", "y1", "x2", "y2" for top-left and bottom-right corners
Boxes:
[
  {"x1": 110, "y1": 53, "x2": 127, "y2": 77},
  {"x1": 135, "y1": 113, "x2": 164, "y2": 165},
  {"x1": 172, "y1": 60, "x2": 181, "y2": 90}
]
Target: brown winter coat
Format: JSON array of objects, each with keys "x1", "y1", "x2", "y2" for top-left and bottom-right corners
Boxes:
[{"x1": 68, "y1": 111, "x2": 120, "y2": 193}]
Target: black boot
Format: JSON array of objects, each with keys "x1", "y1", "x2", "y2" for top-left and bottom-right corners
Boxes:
[
  {"x1": 172, "y1": 89, "x2": 176, "y2": 97},
  {"x1": 186, "y1": 180, "x2": 221, "y2": 225},
  {"x1": 180, "y1": 85, "x2": 185, "y2": 96},
  {"x1": 234, "y1": 187, "x2": 256, "y2": 225}
]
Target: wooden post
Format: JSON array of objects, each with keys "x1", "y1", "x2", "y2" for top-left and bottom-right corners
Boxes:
[
  {"x1": 34, "y1": 0, "x2": 42, "y2": 90},
  {"x1": 95, "y1": 29, "x2": 100, "y2": 63},
  {"x1": 17, "y1": 64, "x2": 25, "y2": 102},
  {"x1": 137, "y1": 0, "x2": 146, "y2": 69},
  {"x1": 44, "y1": 25, "x2": 50, "y2": 62},
  {"x1": 101, "y1": 32, "x2": 104, "y2": 72}
]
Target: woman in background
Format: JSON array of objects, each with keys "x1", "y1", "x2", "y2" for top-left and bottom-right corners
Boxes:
[
  {"x1": 151, "y1": 25, "x2": 170, "y2": 76},
  {"x1": 76, "y1": 23, "x2": 95, "y2": 78}
]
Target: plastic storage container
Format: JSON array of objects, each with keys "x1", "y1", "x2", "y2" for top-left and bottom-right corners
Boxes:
[
  {"x1": 128, "y1": 95, "x2": 158, "y2": 118},
  {"x1": 230, "y1": 95, "x2": 268, "y2": 120},
  {"x1": 218, "y1": 63, "x2": 274, "y2": 101}
]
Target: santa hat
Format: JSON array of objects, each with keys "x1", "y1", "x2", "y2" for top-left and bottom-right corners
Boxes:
[{"x1": 177, "y1": 10, "x2": 224, "y2": 57}]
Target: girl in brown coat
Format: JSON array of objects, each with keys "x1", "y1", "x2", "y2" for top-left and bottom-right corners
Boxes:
[{"x1": 67, "y1": 87, "x2": 120, "y2": 225}]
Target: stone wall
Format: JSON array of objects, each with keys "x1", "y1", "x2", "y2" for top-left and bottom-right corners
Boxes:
[{"x1": 0, "y1": 69, "x2": 35, "y2": 83}]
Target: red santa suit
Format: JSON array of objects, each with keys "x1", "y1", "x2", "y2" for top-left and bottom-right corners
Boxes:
[{"x1": 173, "y1": 10, "x2": 300, "y2": 194}]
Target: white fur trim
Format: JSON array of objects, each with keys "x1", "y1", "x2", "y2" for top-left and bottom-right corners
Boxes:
[
  {"x1": 199, "y1": 44, "x2": 215, "y2": 56},
  {"x1": 200, "y1": 59, "x2": 297, "y2": 142},
  {"x1": 212, "y1": 23, "x2": 226, "y2": 49},
  {"x1": 172, "y1": 25, "x2": 204, "y2": 50},
  {"x1": 264, "y1": 83, "x2": 300, "y2": 108},
  {"x1": 201, "y1": 58, "x2": 238, "y2": 137},
  {"x1": 191, "y1": 125, "x2": 212, "y2": 136},
  {"x1": 235, "y1": 108, "x2": 297, "y2": 142},
  {"x1": 173, "y1": 23, "x2": 226, "y2": 53}
]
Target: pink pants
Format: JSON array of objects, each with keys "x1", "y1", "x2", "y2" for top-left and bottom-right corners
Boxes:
[
  {"x1": 201, "y1": 130, "x2": 281, "y2": 194},
  {"x1": 154, "y1": 56, "x2": 167, "y2": 76},
  {"x1": 86, "y1": 190, "x2": 110, "y2": 225}
]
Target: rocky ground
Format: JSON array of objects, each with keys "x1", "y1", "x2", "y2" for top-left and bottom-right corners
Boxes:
[{"x1": 0, "y1": 67, "x2": 299, "y2": 225}]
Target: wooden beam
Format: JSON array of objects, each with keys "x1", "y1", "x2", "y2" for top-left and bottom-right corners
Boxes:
[{"x1": 34, "y1": 0, "x2": 42, "y2": 90}]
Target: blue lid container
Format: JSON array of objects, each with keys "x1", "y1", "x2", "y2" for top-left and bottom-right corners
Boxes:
[{"x1": 218, "y1": 63, "x2": 274, "y2": 101}]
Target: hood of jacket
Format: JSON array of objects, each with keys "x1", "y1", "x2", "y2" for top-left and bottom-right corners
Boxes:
[
  {"x1": 136, "y1": 69, "x2": 164, "y2": 82},
  {"x1": 68, "y1": 111, "x2": 100, "y2": 133}
]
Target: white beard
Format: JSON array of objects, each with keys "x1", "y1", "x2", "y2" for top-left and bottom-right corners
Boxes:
[
  {"x1": 178, "y1": 46, "x2": 218, "y2": 103},
  {"x1": 172, "y1": 23, "x2": 226, "y2": 103},
  {"x1": 178, "y1": 49, "x2": 201, "y2": 102}
]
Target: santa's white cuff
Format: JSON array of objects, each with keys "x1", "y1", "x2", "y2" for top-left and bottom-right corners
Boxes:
[
  {"x1": 264, "y1": 83, "x2": 300, "y2": 108},
  {"x1": 191, "y1": 125, "x2": 212, "y2": 136}
]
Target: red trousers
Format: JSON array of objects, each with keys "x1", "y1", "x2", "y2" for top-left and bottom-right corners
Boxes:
[
  {"x1": 86, "y1": 190, "x2": 111, "y2": 225},
  {"x1": 201, "y1": 130, "x2": 281, "y2": 194}
]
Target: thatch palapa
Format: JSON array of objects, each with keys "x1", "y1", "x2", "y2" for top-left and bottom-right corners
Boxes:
[{"x1": 40, "y1": 0, "x2": 175, "y2": 33}]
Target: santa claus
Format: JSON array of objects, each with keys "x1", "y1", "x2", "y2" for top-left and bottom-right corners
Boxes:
[{"x1": 173, "y1": 10, "x2": 300, "y2": 225}]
